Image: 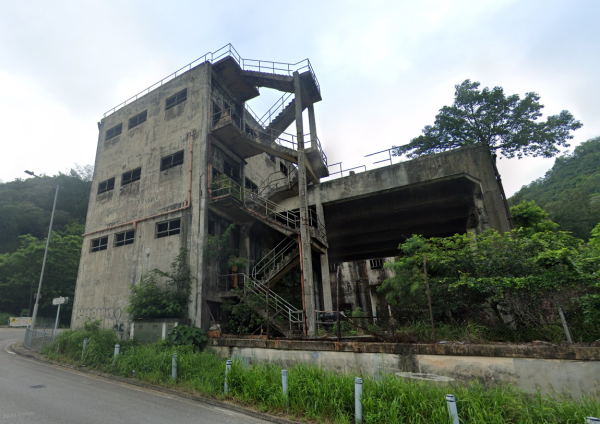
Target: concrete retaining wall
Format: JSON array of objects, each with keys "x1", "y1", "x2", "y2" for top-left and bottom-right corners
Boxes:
[{"x1": 211, "y1": 338, "x2": 600, "y2": 397}]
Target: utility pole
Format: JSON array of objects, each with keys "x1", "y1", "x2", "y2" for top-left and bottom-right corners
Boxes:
[{"x1": 24, "y1": 170, "x2": 59, "y2": 331}]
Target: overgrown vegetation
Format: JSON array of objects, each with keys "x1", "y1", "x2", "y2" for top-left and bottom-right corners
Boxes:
[
  {"x1": 44, "y1": 325, "x2": 600, "y2": 423},
  {"x1": 127, "y1": 248, "x2": 193, "y2": 320},
  {"x1": 510, "y1": 136, "x2": 600, "y2": 240},
  {"x1": 167, "y1": 324, "x2": 209, "y2": 350},
  {"x1": 377, "y1": 201, "x2": 600, "y2": 343}
]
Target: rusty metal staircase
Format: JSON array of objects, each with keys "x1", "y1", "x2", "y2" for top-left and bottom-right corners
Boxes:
[{"x1": 252, "y1": 238, "x2": 300, "y2": 288}]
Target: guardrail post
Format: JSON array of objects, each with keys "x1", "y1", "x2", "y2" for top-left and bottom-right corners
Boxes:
[
  {"x1": 587, "y1": 418, "x2": 600, "y2": 424},
  {"x1": 114, "y1": 343, "x2": 120, "y2": 358},
  {"x1": 446, "y1": 394, "x2": 459, "y2": 424},
  {"x1": 172, "y1": 353, "x2": 178, "y2": 382},
  {"x1": 282, "y1": 369, "x2": 288, "y2": 400},
  {"x1": 224, "y1": 359, "x2": 232, "y2": 394},
  {"x1": 82, "y1": 338, "x2": 89, "y2": 361},
  {"x1": 355, "y1": 377, "x2": 362, "y2": 423}
]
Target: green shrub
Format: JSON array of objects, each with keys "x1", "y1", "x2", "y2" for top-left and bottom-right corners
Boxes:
[
  {"x1": 167, "y1": 325, "x2": 208, "y2": 351},
  {"x1": 0, "y1": 311, "x2": 11, "y2": 326}
]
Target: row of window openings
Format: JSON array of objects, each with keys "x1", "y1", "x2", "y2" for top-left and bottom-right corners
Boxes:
[
  {"x1": 328, "y1": 259, "x2": 385, "y2": 273},
  {"x1": 90, "y1": 219, "x2": 181, "y2": 252},
  {"x1": 97, "y1": 151, "x2": 183, "y2": 195},
  {"x1": 105, "y1": 88, "x2": 187, "y2": 141}
]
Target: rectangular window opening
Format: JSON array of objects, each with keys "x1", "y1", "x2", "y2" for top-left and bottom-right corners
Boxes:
[
  {"x1": 128, "y1": 110, "x2": 147, "y2": 129},
  {"x1": 266, "y1": 153, "x2": 276, "y2": 163},
  {"x1": 105, "y1": 123, "x2": 122, "y2": 140},
  {"x1": 370, "y1": 258, "x2": 384, "y2": 269},
  {"x1": 245, "y1": 178, "x2": 258, "y2": 191},
  {"x1": 97, "y1": 177, "x2": 115, "y2": 195},
  {"x1": 160, "y1": 150, "x2": 184, "y2": 171},
  {"x1": 223, "y1": 161, "x2": 240, "y2": 181},
  {"x1": 280, "y1": 162, "x2": 288, "y2": 176},
  {"x1": 166, "y1": 89, "x2": 187, "y2": 110},
  {"x1": 91, "y1": 236, "x2": 108, "y2": 252},
  {"x1": 156, "y1": 218, "x2": 181, "y2": 238},
  {"x1": 115, "y1": 230, "x2": 135, "y2": 247},
  {"x1": 122, "y1": 167, "x2": 141, "y2": 186},
  {"x1": 329, "y1": 262, "x2": 339, "y2": 273}
]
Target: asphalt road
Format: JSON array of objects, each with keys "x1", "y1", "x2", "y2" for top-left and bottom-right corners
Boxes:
[{"x1": 0, "y1": 328, "x2": 268, "y2": 424}]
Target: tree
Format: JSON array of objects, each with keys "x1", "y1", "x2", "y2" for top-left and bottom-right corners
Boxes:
[
  {"x1": 394, "y1": 80, "x2": 582, "y2": 159},
  {"x1": 510, "y1": 200, "x2": 559, "y2": 234}
]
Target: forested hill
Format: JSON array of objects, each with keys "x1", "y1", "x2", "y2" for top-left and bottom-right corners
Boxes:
[
  {"x1": 510, "y1": 136, "x2": 600, "y2": 240},
  {"x1": 0, "y1": 165, "x2": 93, "y2": 253}
]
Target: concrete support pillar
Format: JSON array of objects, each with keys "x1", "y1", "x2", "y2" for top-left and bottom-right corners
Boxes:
[
  {"x1": 307, "y1": 103, "x2": 317, "y2": 145},
  {"x1": 315, "y1": 186, "x2": 333, "y2": 311},
  {"x1": 294, "y1": 71, "x2": 316, "y2": 336}
]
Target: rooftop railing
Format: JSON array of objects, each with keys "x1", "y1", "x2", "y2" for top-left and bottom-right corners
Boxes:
[{"x1": 104, "y1": 43, "x2": 320, "y2": 118}]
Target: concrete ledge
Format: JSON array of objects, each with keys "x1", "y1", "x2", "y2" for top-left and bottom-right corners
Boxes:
[
  {"x1": 9, "y1": 341, "x2": 299, "y2": 424},
  {"x1": 211, "y1": 338, "x2": 600, "y2": 361}
]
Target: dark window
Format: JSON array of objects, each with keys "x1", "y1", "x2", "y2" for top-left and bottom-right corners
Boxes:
[
  {"x1": 91, "y1": 236, "x2": 108, "y2": 252},
  {"x1": 97, "y1": 177, "x2": 115, "y2": 194},
  {"x1": 161, "y1": 151, "x2": 184, "y2": 171},
  {"x1": 280, "y1": 162, "x2": 288, "y2": 176},
  {"x1": 370, "y1": 258, "x2": 384, "y2": 269},
  {"x1": 128, "y1": 110, "x2": 147, "y2": 129},
  {"x1": 329, "y1": 262, "x2": 339, "y2": 273},
  {"x1": 267, "y1": 153, "x2": 276, "y2": 163},
  {"x1": 122, "y1": 167, "x2": 141, "y2": 186},
  {"x1": 245, "y1": 178, "x2": 258, "y2": 191},
  {"x1": 115, "y1": 230, "x2": 135, "y2": 247},
  {"x1": 105, "y1": 123, "x2": 122, "y2": 140},
  {"x1": 166, "y1": 89, "x2": 187, "y2": 110},
  {"x1": 223, "y1": 161, "x2": 239, "y2": 180},
  {"x1": 156, "y1": 218, "x2": 181, "y2": 238}
]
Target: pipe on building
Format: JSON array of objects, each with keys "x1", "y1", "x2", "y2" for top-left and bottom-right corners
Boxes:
[{"x1": 82, "y1": 129, "x2": 195, "y2": 237}]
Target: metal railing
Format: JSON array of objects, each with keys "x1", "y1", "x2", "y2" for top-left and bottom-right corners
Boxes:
[
  {"x1": 252, "y1": 238, "x2": 298, "y2": 282},
  {"x1": 216, "y1": 273, "x2": 304, "y2": 333},
  {"x1": 255, "y1": 168, "x2": 298, "y2": 197},
  {"x1": 104, "y1": 43, "x2": 320, "y2": 117},
  {"x1": 258, "y1": 92, "x2": 294, "y2": 128},
  {"x1": 211, "y1": 175, "x2": 301, "y2": 230},
  {"x1": 24, "y1": 328, "x2": 54, "y2": 351}
]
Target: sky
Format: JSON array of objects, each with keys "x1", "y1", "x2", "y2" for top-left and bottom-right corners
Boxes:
[{"x1": 1, "y1": 0, "x2": 599, "y2": 196}]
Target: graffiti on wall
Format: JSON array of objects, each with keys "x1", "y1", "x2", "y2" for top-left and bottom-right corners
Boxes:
[{"x1": 74, "y1": 307, "x2": 131, "y2": 339}]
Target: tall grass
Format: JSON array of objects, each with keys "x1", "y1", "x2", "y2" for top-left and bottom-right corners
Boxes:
[{"x1": 44, "y1": 328, "x2": 600, "y2": 423}]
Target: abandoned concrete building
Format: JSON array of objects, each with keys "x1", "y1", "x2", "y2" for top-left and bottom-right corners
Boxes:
[{"x1": 71, "y1": 44, "x2": 512, "y2": 338}]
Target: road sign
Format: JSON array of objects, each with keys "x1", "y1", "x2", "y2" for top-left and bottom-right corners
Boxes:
[{"x1": 52, "y1": 296, "x2": 69, "y2": 305}]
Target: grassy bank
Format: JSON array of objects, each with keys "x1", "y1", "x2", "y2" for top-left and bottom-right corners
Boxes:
[{"x1": 45, "y1": 326, "x2": 600, "y2": 424}]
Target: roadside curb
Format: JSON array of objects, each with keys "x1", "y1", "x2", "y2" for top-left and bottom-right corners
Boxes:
[{"x1": 9, "y1": 341, "x2": 300, "y2": 424}]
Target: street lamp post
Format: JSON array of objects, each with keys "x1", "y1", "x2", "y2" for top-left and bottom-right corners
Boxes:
[{"x1": 25, "y1": 170, "x2": 59, "y2": 331}]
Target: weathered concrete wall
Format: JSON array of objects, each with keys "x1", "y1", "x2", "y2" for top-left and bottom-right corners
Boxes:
[
  {"x1": 211, "y1": 339, "x2": 600, "y2": 397},
  {"x1": 72, "y1": 63, "x2": 212, "y2": 332}
]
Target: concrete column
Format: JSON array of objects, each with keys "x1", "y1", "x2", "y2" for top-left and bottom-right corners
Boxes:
[
  {"x1": 315, "y1": 185, "x2": 333, "y2": 311},
  {"x1": 307, "y1": 103, "x2": 317, "y2": 145},
  {"x1": 294, "y1": 71, "x2": 316, "y2": 336}
]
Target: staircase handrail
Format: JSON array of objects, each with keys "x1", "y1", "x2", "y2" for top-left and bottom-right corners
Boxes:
[
  {"x1": 244, "y1": 103, "x2": 265, "y2": 127},
  {"x1": 241, "y1": 274, "x2": 304, "y2": 323},
  {"x1": 252, "y1": 238, "x2": 298, "y2": 281},
  {"x1": 104, "y1": 43, "x2": 320, "y2": 118},
  {"x1": 259, "y1": 92, "x2": 294, "y2": 128},
  {"x1": 255, "y1": 168, "x2": 298, "y2": 197}
]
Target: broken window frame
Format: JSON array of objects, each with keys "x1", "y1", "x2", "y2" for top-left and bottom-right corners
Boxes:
[
  {"x1": 223, "y1": 160, "x2": 240, "y2": 182},
  {"x1": 97, "y1": 177, "x2": 115, "y2": 195},
  {"x1": 369, "y1": 258, "x2": 384, "y2": 269},
  {"x1": 128, "y1": 110, "x2": 147, "y2": 129},
  {"x1": 122, "y1": 167, "x2": 141, "y2": 186},
  {"x1": 329, "y1": 262, "x2": 339, "y2": 273},
  {"x1": 91, "y1": 236, "x2": 108, "y2": 252},
  {"x1": 160, "y1": 150, "x2": 184, "y2": 172},
  {"x1": 156, "y1": 218, "x2": 181, "y2": 238},
  {"x1": 245, "y1": 178, "x2": 258, "y2": 191},
  {"x1": 165, "y1": 89, "x2": 187, "y2": 110},
  {"x1": 280, "y1": 162, "x2": 289, "y2": 176},
  {"x1": 114, "y1": 230, "x2": 135, "y2": 247},
  {"x1": 105, "y1": 123, "x2": 122, "y2": 140}
]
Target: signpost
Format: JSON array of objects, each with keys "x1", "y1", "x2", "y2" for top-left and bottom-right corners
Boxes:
[{"x1": 52, "y1": 297, "x2": 68, "y2": 342}]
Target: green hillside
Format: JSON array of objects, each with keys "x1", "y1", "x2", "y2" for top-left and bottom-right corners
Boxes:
[{"x1": 510, "y1": 136, "x2": 600, "y2": 239}]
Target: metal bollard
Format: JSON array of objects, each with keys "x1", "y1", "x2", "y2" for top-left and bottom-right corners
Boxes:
[
  {"x1": 114, "y1": 343, "x2": 120, "y2": 358},
  {"x1": 81, "y1": 338, "x2": 89, "y2": 361},
  {"x1": 172, "y1": 353, "x2": 178, "y2": 382},
  {"x1": 282, "y1": 370, "x2": 288, "y2": 399},
  {"x1": 355, "y1": 377, "x2": 362, "y2": 424},
  {"x1": 446, "y1": 394, "x2": 459, "y2": 424},
  {"x1": 587, "y1": 418, "x2": 600, "y2": 424},
  {"x1": 224, "y1": 359, "x2": 232, "y2": 394}
]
